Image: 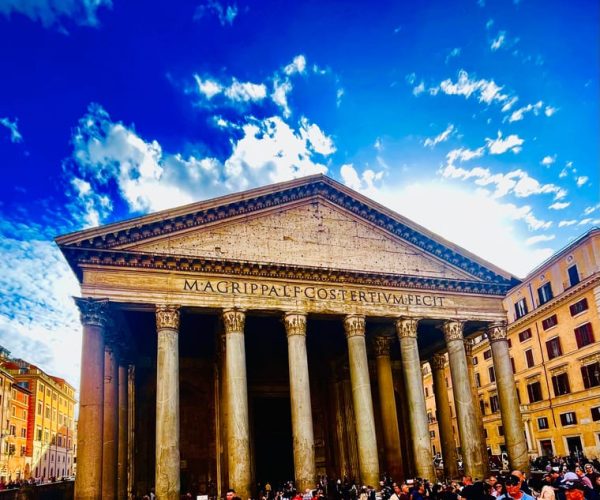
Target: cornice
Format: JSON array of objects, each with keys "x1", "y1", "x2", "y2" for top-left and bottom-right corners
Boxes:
[
  {"x1": 64, "y1": 247, "x2": 513, "y2": 296},
  {"x1": 57, "y1": 179, "x2": 516, "y2": 286},
  {"x1": 507, "y1": 273, "x2": 600, "y2": 331}
]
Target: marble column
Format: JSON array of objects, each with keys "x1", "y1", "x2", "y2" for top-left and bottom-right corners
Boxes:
[
  {"x1": 74, "y1": 298, "x2": 108, "y2": 500},
  {"x1": 373, "y1": 335, "x2": 403, "y2": 480},
  {"x1": 464, "y1": 339, "x2": 489, "y2": 476},
  {"x1": 395, "y1": 317, "x2": 435, "y2": 481},
  {"x1": 284, "y1": 312, "x2": 316, "y2": 491},
  {"x1": 223, "y1": 309, "x2": 252, "y2": 499},
  {"x1": 430, "y1": 354, "x2": 459, "y2": 479},
  {"x1": 487, "y1": 322, "x2": 529, "y2": 473},
  {"x1": 102, "y1": 342, "x2": 119, "y2": 499},
  {"x1": 127, "y1": 364, "x2": 136, "y2": 499},
  {"x1": 442, "y1": 321, "x2": 486, "y2": 480},
  {"x1": 118, "y1": 362, "x2": 128, "y2": 500},
  {"x1": 155, "y1": 305, "x2": 181, "y2": 500},
  {"x1": 344, "y1": 315, "x2": 380, "y2": 487}
]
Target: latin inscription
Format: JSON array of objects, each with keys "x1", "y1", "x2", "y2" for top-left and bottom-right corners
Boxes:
[{"x1": 183, "y1": 279, "x2": 446, "y2": 307}]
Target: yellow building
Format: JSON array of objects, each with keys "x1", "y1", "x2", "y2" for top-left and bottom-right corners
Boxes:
[
  {"x1": 7, "y1": 384, "x2": 32, "y2": 480},
  {"x1": 424, "y1": 227, "x2": 600, "y2": 463},
  {"x1": 0, "y1": 362, "x2": 15, "y2": 481}
]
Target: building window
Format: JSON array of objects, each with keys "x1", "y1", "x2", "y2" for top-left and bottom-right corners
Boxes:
[
  {"x1": 490, "y1": 394, "x2": 500, "y2": 413},
  {"x1": 569, "y1": 298, "x2": 588, "y2": 316},
  {"x1": 538, "y1": 282, "x2": 553, "y2": 305},
  {"x1": 551, "y1": 372, "x2": 571, "y2": 396},
  {"x1": 489, "y1": 366, "x2": 496, "y2": 383},
  {"x1": 542, "y1": 315, "x2": 558, "y2": 330},
  {"x1": 37, "y1": 402, "x2": 42, "y2": 415},
  {"x1": 507, "y1": 338, "x2": 512, "y2": 348},
  {"x1": 568, "y1": 265, "x2": 580, "y2": 287},
  {"x1": 518, "y1": 328, "x2": 532, "y2": 342},
  {"x1": 510, "y1": 357, "x2": 516, "y2": 373},
  {"x1": 537, "y1": 417, "x2": 549, "y2": 429},
  {"x1": 574, "y1": 323, "x2": 594, "y2": 348},
  {"x1": 527, "y1": 381, "x2": 543, "y2": 403},
  {"x1": 483, "y1": 349, "x2": 492, "y2": 360},
  {"x1": 525, "y1": 349, "x2": 535, "y2": 368},
  {"x1": 36, "y1": 427, "x2": 42, "y2": 441},
  {"x1": 430, "y1": 430, "x2": 435, "y2": 438},
  {"x1": 498, "y1": 425, "x2": 504, "y2": 436},
  {"x1": 559, "y1": 411, "x2": 577, "y2": 426},
  {"x1": 425, "y1": 387, "x2": 429, "y2": 397},
  {"x1": 592, "y1": 407, "x2": 600, "y2": 422},
  {"x1": 20, "y1": 428, "x2": 26, "y2": 438},
  {"x1": 475, "y1": 372, "x2": 481, "y2": 387},
  {"x1": 479, "y1": 399, "x2": 486, "y2": 415},
  {"x1": 546, "y1": 337, "x2": 562, "y2": 360},
  {"x1": 472, "y1": 356, "x2": 479, "y2": 365},
  {"x1": 515, "y1": 298, "x2": 528, "y2": 319},
  {"x1": 581, "y1": 362, "x2": 600, "y2": 389}
]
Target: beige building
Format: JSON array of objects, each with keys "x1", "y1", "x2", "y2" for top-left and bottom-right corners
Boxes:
[
  {"x1": 423, "y1": 227, "x2": 600, "y2": 465},
  {"x1": 58, "y1": 175, "x2": 530, "y2": 499}
]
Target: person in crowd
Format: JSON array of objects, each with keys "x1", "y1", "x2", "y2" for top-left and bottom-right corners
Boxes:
[
  {"x1": 497, "y1": 473, "x2": 536, "y2": 500},
  {"x1": 559, "y1": 473, "x2": 587, "y2": 500},
  {"x1": 539, "y1": 486, "x2": 556, "y2": 500},
  {"x1": 575, "y1": 468, "x2": 594, "y2": 490},
  {"x1": 583, "y1": 465, "x2": 600, "y2": 494}
]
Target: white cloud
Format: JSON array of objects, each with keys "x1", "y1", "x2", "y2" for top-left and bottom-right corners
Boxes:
[
  {"x1": 541, "y1": 155, "x2": 555, "y2": 166},
  {"x1": 583, "y1": 204, "x2": 600, "y2": 216},
  {"x1": 558, "y1": 220, "x2": 577, "y2": 227},
  {"x1": 413, "y1": 81, "x2": 425, "y2": 96},
  {"x1": 578, "y1": 218, "x2": 596, "y2": 226},
  {"x1": 544, "y1": 106, "x2": 558, "y2": 117},
  {"x1": 486, "y1": 131, "x2": 524, "y2": 154},
  {"x1": 508, "y1": 101, "x2": 543, "y2": 122},
  {"x1": 194, "y1": 76, "x2": 223, "y2": 99},
  {"x1": 194, "y1": 0, "x2": 238, "y2": 26},
  {"x1": 445, "y1": 48, "x2": 461, "y2": 63},
  {"x1": 272, "y1": 78, "x2": 293, "y2": 117},
  {"x1": 491, "y1": 32, "x2": 506, "y2": 50},
  {"x1": 284, "y1": 55, "x2": 307, "y2": 76},
  {"x1": 446, "y1": 147, "x2": 485, "y2": 163},
  {"x1": 434, "y1": 70, "x2": 511, "y2": 105},
  {"x1": 0, "y1": 0, "x2": 110, "y2": 28},
  {"x1": 374, "y1": 138, "x2": 383, "y2": 151},
  {"x1": 340, "y1": 164, "x2": 383, "y2": 194},
  {"x1": 67, "y1": 103, "x2": 332, "y2": 221},
  {"x1": 336, "y1": 88, "x2": 344, "y2": 107},
  {"x1": 424, "y1": 124, "x2": 455, "y2": 147},
  {"x1": 525, "y1": 234, "x2": 555, "y2": 245},
  {"x1": 193, "y1": 75, "x2": 266, "y2": 104},
  {"x1": 576, "y1": 176, "x2": 588, "y2": 187},
  {"x1": 0, "y1": 117, "x2": 23, "y2": 143},
  {"x1": 548, "y1": 201, "x2": 570, "y2": 210},
  {"x1": 500, "y1": 96, "x2": 518, "y2": 112}
]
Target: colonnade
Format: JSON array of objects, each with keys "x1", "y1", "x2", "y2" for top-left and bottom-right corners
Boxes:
[{"x1": 74, "y1": 298, "x2": 528, "y2": 500}]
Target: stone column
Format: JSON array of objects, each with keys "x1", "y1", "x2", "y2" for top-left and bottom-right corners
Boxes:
[
  {"x1": 223, "y1": 309, "x2": 252, "y2": 499},
  {"x1": 430, "y1": 354, "x2": 459, "y2": 479},
  {"x1": 74, "y1": 298, "x2": 108, "y2": 500},
  {"x1": 284, "y1": 312, "x2": 316, "y2": 491},
  {"x1": 118, "y1": 362, "x2": 128, "y2": 500},
  {"x1": 102, "y1": 341, "x2": 119, "y2": 499},
  {"x1": 464, "y1": 339, "x2": 489, "y2": 476},
  {"x1": 343, "y1": 315, "x2": 379, "y2": 487},
  {"x1": 127, "y1": 364, "x2": 136, "y2": 499},
  {"x1": 487, "y1": 322, "x2": 529, "y2": 473},
  {"x1": 442, "y1": 321, "x2": 486, "y2": 479},
  {"x1": 373, "y1": 335, "x2": 403, "y2": 480},
  {"x1": 155, "y1": 305, "x2": 181, "y2": 500},
  {"x1": 395, "y1": 317, "x2": 435, "y2": 481}
]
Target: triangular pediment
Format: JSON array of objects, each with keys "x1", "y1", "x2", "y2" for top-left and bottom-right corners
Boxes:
[
  {"x1": 57, "y1": 174, "x2": 518, "y2": 289},
  {"x1": 125, "y1": 199, "x2": 475, "y2": 281}
]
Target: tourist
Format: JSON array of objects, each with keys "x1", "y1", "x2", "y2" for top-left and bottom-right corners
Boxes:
[{"x1": 497, "y1": 474, "x2": 536, "y2": 500}]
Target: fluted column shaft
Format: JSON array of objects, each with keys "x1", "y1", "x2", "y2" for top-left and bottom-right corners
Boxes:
[
  {"x1": 102, "y1": 344, "x2": 119, "y2": 499},
  {"x1": 127, "y1": 365, "x2": 136, "y2": 499},
  {"x1": 395, "y1": 317, "x2": 435, "y2": 481},
  {"x1": 443, "y1": 321, "x2": 486, "y2": 479},
  {"x1": 284, "y1": 313, "x2": 316, "y2": 491},
  {"x1": 74, "y1": 298, "x2": 108, "y2": 500},
  {"x1": 373, "y1": 335, "x2": 403, "y2": 480},
  {"x1": 155, "y1": 305, "x2": 181, "y2": 500},
  {"x1": 430, "y1": 354, "x2": 459, "y2": 479},
  {"x1": 344, "y1": 315, "x2": 379, "y2": 487},
  {"x1": 118, "y1": 363, "x2": 128, "y2": 500},
  {"x1": 488, "y1": 322, "x2": 529, "y2": 473},
  {"x1": 223, "y1": 309, "x2": 252, "y2": 500}
]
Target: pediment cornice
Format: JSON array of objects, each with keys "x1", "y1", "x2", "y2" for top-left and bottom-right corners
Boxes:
[{"x1": 56, "y1": 175, "x2": 519, "y2": 287}]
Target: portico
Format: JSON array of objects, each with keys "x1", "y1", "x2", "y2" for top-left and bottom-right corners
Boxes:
[{"x1": 58, "y1": 175, "x2": 528, "y2": 499}]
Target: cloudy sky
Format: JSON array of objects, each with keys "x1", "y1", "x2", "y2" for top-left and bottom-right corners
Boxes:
[{"x1": 0, "y1": 0, "x2": 598, "y2": 389}]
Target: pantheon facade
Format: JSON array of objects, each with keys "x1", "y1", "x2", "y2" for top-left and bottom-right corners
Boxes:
[{"x1": 57, "y1": 175, "x2": 529, "y2": 500}]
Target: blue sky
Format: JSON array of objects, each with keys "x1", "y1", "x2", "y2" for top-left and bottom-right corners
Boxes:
[{"x1": 0, "y1": 0, "x2": 598, "y2": 388}]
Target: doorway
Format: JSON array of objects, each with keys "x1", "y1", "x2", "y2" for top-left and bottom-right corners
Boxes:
[
  {"x1": 565, "y1": 436, "x2": 583, "y2": 457},
  {"x1": 539, "y1": 439, "x2": 553, "y2": 457},
  {"x1": 253, "y1": 396, "x2": 294, "y2": 490}
]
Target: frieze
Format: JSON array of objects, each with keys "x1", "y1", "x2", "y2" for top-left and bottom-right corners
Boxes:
[
  {"x1": 156, "y1": 304, "x2": 180, "y2": 330},
  {"x1": 75, "y1": 297, "x2": 109, "y2": 328},
  {"x1": 222, "y1": 309, "x2": 245, "y2": 334},
  {"x1": 442, "y1": 320, "x2": 464, "y2": 343},
  {"x1": 283, "y1": 313, "x2": 307, "y2": 337},
  {"x1": 343, "y1": 315, "x2": 365, "y2": 339},
  {"x1": 395, "y1": 317, "x2": 420, "y2": 339},
  {"x1": 487, "y1": 321, "x2": 508, "y2": 343}
]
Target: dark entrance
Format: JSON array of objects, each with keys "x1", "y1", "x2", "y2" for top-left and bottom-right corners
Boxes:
[
  {"x1": 566, "y1": 436, "x2": 583, "y2": 457},
  {"x1": 253, "y1": 396, "x2": 294, "y2": 489}
]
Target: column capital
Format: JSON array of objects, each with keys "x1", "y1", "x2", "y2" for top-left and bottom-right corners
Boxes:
[
  {"x1": 430, "y1": 353, "x2": 446, "y2": 371},
  {"x1": 395, "y1": 317, "x2": 421, "y2": 339},
  {"x1": 486, "y1": 321, "x2": 508, "y2": 343},
  {"x1": 343, "y1": 314, "x2": 365, "y2": 339},
  {"x1": 156, "y1": 304, "x2": 180, "y2": 330},
  {"x1": 222, "y1": 309, "x2": 245, "y2": 334},
  {"x1": 372, "y1": 335, "x2": 393, "y2": 357},
  {"x1": 463, "y1": 338, "x2": 474, "y2": 357},
  {"x1": 75, "y1": 297, "x2": 109, "y2": 328},
  {"x1": 283, "y1": 312, "x2": 307, "y2": 337},
  {"x1": 442, "y1": 319, "x2": 465, "y2": 343}
]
